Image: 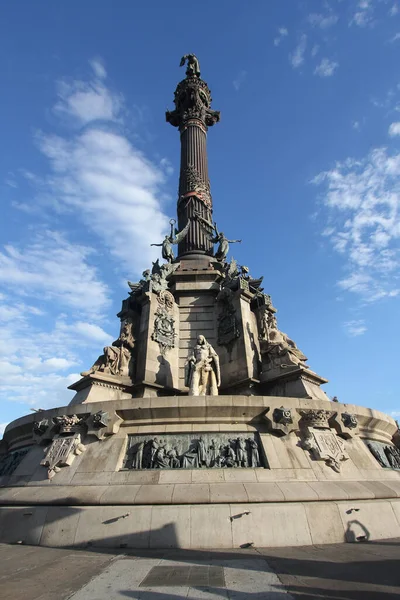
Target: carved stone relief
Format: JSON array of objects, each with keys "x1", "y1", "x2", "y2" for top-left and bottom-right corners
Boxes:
[
  {"x1": 152, "y1": 290, "x2": 176, "y2": 355},
  {"x1": 41, "y1": 433, "x2": 86, "y2": 479},
  {"x1": 365, "y1": 440, "x2": 400, "y2": 469},
  {"x1": 341, "y1": 413, "x2": 358, "y2": 429},
  {"x1": 86, "y1": 410, "x2": 123, "y2": 440},
  {"x1": 301, "y1": 427, "x2": 348, "y2": 473},
  {"x1": 40, "y1": 414, "x2": 87, "y2": 479},
  {"x1": 273, "y1": 407, "x2": 293, "y2": 426},
  {"x1": 123, "y1": 432, "x2": 263, "y2": 470},
  {"x1": 216, "y1": 287, "x2": 240, "y2": 352},
  {"x1": 0, "y1": 448, "x2": 30, "y2": 477},
  {"x1": 299, "y1": 409, "x2": 348, "y2": 472}
]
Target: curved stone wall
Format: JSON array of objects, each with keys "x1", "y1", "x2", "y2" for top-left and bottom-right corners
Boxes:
[{"x1": 1, "y1": 396, "x2": 399, "y2": 548}]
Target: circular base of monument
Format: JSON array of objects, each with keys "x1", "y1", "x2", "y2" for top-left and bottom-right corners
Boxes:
[{"x1": 1, "y1": 395, "x2": 399, "y2": 548}]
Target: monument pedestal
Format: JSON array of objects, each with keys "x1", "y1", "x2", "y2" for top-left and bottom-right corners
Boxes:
[
  {"x1": 261, "y1": 367, "x2": 330, "y2": 402},
  {"x1": 68, "y1": 372, "x2": 133, "y2": 405}
]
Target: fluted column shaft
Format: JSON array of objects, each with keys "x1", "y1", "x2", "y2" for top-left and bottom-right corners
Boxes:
[{"x1": 177, "y1": 119, "x2": 213, "y2": 255}]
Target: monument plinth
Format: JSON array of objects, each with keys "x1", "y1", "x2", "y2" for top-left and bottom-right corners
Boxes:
[{"x1": 1, "y1": 56, "x2": 400, "y2": 549}]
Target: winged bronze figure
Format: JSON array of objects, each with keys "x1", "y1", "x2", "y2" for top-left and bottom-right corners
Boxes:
[
  {"x1": 196, "y1": 214, "x2": 241, "y2": 262},
  {"x1": 151, "y1": 219, "x2": 190, "y2": 263}
]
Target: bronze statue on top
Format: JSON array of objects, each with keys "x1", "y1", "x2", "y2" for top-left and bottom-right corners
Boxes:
[{"x1": 180, "y1": 54, "x2": 200, "y2": 78}]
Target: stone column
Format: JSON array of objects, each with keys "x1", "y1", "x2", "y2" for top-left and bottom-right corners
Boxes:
[{"x1": 166, "y1": 57, "x2": 220, "y2": 258}]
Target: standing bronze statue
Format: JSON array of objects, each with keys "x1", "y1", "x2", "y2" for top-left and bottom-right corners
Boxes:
[
  {"x1": 180, "y1": 54, "x2": 201, "y2": 77},
  {"x1": 196, "y1": 214, "x2": 242, "y2": 262},
  {"x1": 151, "y1": 219, "x2": 190, "y2": 263}
]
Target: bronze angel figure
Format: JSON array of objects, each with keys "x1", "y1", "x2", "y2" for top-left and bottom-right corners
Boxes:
[
  {"x1": 151, "y1": 219, "x2": 190, "y2": 263},
  {"x1": 196, "y1": 215, "x2": 241, "y2": 262}
]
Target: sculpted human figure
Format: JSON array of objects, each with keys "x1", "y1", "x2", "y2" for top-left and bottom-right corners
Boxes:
[
  {"x1": 197, "y1": 437, "x2": 209, "y2": 467},
  {"x1": 81, "y1": 320, "x2": 135, "y2": 378},
  {"x1": 265, "y1": 312, "x2": 308, "y2": 368},
  {"x1": 234, "y1": 437, "x2": 248, "y2": 467},
  {"x1": 248, "y1": 438, "x2": 260, "y2": 467},
  {"x1": 180, "y1": 54, "x2": 201, "y2": 77},
  {"x1": 168, "y1": 447, "x2": 180, "y2": 469},
  {"x1": 185, "y1": 335, "x2": 221, "y2": 396},
  {"x1": 151, "y1": 219, "x2": 190, "y2": 263},
  {"x1": 197, "y1": 216, "x2": 241, "y2": 262}
]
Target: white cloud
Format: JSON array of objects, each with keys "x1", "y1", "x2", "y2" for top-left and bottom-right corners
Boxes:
[
  {"x1": 53, "y1": 63, "x2": 123, "y2": 125},
  {"x1": 233, "y1": 70, "x2": 247, "y2": 91},
  {"x1": 30, "y1": 61, "x2": 171, "y2": 277},
  {"x1": 0, "y1": 292, "x2": 121, "y2": 410},
  {"x1": 274, "y1": 27, "x2": 288, "y2": 46},
  {"x1": 308, "y1": 13, "x2": 338, "y2": 28},
  {"x1": 312, "y1": 147, "x2": 400, "y2": 303},
  {"x1": 311, "y1": 45, "x2": 320, "y2": 58},
  {"x1": 1, "y1": 58, "x2": 174, "y2": 416},
  {"x1": 71, "y1": 321, "x2": 114, "y2": 344},
  {"x1": 390, "y1": 4, "x2": 399, "y2": 16},
  {"x1": 389, "y1": 32, "x2": 400, "y2": 42},
  {"x1": 353, "y1": 120, "x2": 361, "y2": 130},
  {"x1": 350, "y1": 0, "x2": 374, "y2": 27},
  {"x1": 389, "y1": 122, "x2": 400, "y2": 136},
  {"x1": 89, "y1": 57, "x2": 107, "y2": 79},
  {"x1": 36, "y1": 128, "x2": 170, "y2": 275},
  {"x1": 343, "y1": 319, "x2": 367, "y2": 336},
  {"x1": 290, "y1": 35, "x2": 307, "y2": 69},
  {"x1": 314, "y1": 58, "x2": 338, "y2": 77},
  {"x1": 0, "y1": 231, "x2": 110, "y2": 315}
]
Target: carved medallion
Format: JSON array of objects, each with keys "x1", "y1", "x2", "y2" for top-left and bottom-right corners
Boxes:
[
  {"x1": 273, "y1": 407, "x2": 293, "y2": 426},
  {"x1": 341, "y1": 412, "x2": 358, "y2": 429},
  {"x1": 152, "y1": 308, "x2": 176, "y2": 355}
]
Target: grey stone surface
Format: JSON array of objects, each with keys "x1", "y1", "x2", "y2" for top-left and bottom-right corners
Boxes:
[{"x1": 2, "y1": 541, "x2": 400, "y2": 600}]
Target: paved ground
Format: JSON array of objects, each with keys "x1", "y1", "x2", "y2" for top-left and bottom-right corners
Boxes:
[{"x1": 0, "y1": 539, "x2": 399, "y2": 600}]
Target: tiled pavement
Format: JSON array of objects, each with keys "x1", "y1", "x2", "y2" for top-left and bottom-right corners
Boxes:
[{"x1": 1, "y1": 540, "x2": 399, "y2": 599}]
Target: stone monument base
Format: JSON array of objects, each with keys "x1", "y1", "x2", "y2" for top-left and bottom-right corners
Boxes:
[
  {"x1": 262, "y1": 367, "x2": 329, "y2": 402},
  {"x1": 68, "y1": 372, "x2": 133, "y2": 405},
  {"x1": 1, "y1": 395, "x2": 400, "y2": 549}
]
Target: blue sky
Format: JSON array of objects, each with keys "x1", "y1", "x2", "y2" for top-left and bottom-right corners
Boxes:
[{"x1": 1, "y1": 0, "x2": 400, "y2": 434}]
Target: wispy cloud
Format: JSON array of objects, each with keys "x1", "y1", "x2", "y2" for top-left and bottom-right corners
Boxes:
[
  {"x1": 2, "y1": 57, "x2": 174, "y2": 412},
  {"x1": 0, "y1": 230, "x2": 110, "y2": 315},
  {"x1": 233, "y1": 70, "x2": 247, "y2": 91},
  {"x1": 274, "y1": 27, "x2": 288, "y2": 46},
  {"x1": 314, "y1": 58, "x2": 339, "y2": 77},
  {"x1": 290, "y1": 34, "x2": 307, "y2": 69},
  {"x1": 308, "y1": 13, "x2": 338, "y2": 29},
  {"x1": 312, "y1": 147, "x2": 400, "y2": 303},
  {"x1": 22, "y1": 59, "x2": 172, "y2": 277},
  {"x1": 389, "y1": 122, "x2": 400, "y2": 136},
  {"x1": 54, "y1": 61, "x2": 123, "y2": 126},
  {"x1": 389, "y1": 32, "x2": 400, "y2": 42},
  {"x1": 343, "y1": 319, "x2": 367, "y2": 336},
  {"x1": 350, "y1": 0, "x2": 374, "y2": 28}
]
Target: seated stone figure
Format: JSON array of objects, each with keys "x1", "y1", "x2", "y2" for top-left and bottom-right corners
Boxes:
[
  {"x1": 81, "y1": 320, "x2": 135, "y2": 378},
  {"x1": 264, "y1": 312, "x2": 308, "y2": 369},
  {"x1": 185, "y1": 335, "x2": 221, "y2": 396}
]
